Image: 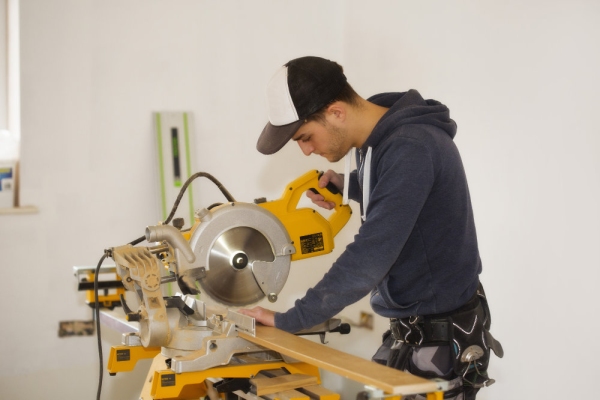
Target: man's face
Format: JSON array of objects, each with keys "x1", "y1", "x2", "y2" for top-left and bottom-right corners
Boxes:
[{"x1": 291, "y1": 118, "x2": 349, "y2": 162}]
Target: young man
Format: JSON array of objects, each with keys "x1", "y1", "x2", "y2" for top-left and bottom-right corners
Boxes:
[{"x1": 241, "y1": 56, "x2": 502, "y2": 399}]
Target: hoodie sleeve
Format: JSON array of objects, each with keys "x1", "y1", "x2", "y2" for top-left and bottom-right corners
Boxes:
[{"x1": 275, "y1": 134, "x2": 435, "y2": 332}]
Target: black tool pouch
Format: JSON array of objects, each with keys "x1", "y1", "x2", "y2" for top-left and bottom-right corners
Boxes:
[
  {"x1": 373, "y1": 329, "x2": 414, "y2": 371},
  {"x1": 386, "y1": 338, "x2": 413, "y2": 371},
  {"x1": 448, "y1": 285, "x2": 504, "y2": 382}
]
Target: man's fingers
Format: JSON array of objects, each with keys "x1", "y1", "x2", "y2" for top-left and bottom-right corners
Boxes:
[
  {"x1": 318, "y1": 201, "x2": 336, "y2": 210},
  {"x1": 306, "y1": 189, "x2": 325, "y2": 202},
  {"x1": 306, "y1": 190, "x2": 335, "y2": 210},
  {"x1": 320, "y1": 170, "x2": 343, "y2": 190},
  {"x1": 318, "y1": 175, "x2": 330, "y2": 188},
  {"x1": 239, "y1": 306, "x2": 275, "y2": 327}
]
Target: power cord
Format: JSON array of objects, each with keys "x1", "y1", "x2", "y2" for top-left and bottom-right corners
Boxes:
[
  {"x1": 94, "y1": 249, "x2": 111, "y2": 400},
  {"x1": 128, "y1": 172, "x2": 236, "y2": 246}
]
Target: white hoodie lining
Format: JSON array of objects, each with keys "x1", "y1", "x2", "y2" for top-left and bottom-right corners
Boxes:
[
  {"x1": 361, "y1": 147, "x2": 372, "y2": 221},
  {"x1": 343, "y1": 149, "x2": 353, "y2": 205}
]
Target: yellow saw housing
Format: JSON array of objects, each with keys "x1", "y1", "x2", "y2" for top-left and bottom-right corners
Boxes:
[{"x1": 256, "y1": 170, "x2": 352, "y2": 261}]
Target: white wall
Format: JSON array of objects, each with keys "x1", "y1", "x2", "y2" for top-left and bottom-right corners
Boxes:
[
  {"x1": 1, "y1": 1, "x2": 598, "y2": 399},
  {"x1": 344, "y1": 1, "x2": 600, "y2": 399},
  {"x1": 0, "y1": 0, "x2": 6, "y2": 129}
]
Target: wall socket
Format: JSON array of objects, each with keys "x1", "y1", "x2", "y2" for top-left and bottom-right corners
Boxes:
[
  {"x1": 58, "y1": 320, "x2": 94, "y2": 337},
  {"x1": 359, "y1": 311, "x2": 374, "y2": 330}
]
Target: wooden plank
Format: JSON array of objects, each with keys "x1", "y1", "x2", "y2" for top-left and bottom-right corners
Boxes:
[
  {"x1": 239, "y1": 326, "x2": 441, "y2": 395},
  {"x1": 251, "y1": 373, "x2": 318, "y2": 396},
  {"x1": 262, "y1": 389, "x2": 310, "y2": 400},
  {"x1": 257, "y1": 370, "x2": 338, "y2": 399},
  {"x1": 256, "y1": 368, "x2": 288, "y2": 378},
  {"x1": 298, "y1": 385, "x2": 340, "y2": 400},
  {"x1": 232, "y1": 390, "x2": 260, "y2": 400}
]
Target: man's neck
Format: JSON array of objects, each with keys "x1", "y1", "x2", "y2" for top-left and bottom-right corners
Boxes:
[{"x1": 351, "y1": 98, "x2": 389, "y2": 148}]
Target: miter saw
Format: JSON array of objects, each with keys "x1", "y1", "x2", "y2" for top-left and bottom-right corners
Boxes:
[{"x1": 100, "y1": 170, "x2": 354, "y2": 399}]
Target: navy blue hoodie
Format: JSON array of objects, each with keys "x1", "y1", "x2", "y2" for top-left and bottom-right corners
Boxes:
[{"x1": 275, "y1": 90, "x2": 481, "y2": 333}]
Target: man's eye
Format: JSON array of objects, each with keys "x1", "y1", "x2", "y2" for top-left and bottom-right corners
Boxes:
[{"x1": 302, "y1": 136, "x2": 311, "y2": 142}]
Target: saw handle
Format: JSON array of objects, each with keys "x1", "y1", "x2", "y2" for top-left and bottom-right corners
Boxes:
[
  {"x1": 256, "y1": 170, "x2": 352, "y2": 260},
  {"x1": 287, "y1": 170, "x2": 350, "y2": 237},
  {"x1": 306, "y1": 172, "x2": 343, "y2": 206},
  {"x1": 288, "y1": 171, "x2": 344, "y2": 210},
  {"x1": 309, "y1": 171, "x2": 341, "y2": 197},
  {"x1": 319, "y1": 171, "x2": 341, "y2": 195}
]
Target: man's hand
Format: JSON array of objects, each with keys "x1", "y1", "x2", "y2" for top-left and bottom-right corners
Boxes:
[
  {"x1": 238, "y1": 306, "x2": 275, "y2": 327},
  {"x1": 306, "y1": 169, "x2": 344, "y2": 210}
]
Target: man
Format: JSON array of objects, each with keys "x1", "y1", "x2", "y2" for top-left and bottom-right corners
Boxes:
[{"x1": 241, "y1": 56, "x2": 502, "y2": 399}]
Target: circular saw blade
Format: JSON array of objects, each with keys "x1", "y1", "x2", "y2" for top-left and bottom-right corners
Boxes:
[{"x1": 200, "y1": 226, "x2": 274, "y2": 306}]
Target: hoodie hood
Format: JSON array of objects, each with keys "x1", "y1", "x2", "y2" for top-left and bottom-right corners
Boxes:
[{"x1": 364, "y1": 90, "x2": 457, "y2": 151}]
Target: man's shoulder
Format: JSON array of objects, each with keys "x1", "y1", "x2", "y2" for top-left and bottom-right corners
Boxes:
[{"x1": 378, "y1": 123, "x2": 442, "y2": 147}]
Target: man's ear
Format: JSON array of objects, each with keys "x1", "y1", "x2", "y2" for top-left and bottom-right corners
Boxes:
[{"x1": 325, "y1": 101, "x2": 347, "y2": 123}]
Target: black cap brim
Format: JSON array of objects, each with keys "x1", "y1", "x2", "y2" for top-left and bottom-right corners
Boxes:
[{"x1": 256, "y1": 119, "x2": 304, "y2": 155}]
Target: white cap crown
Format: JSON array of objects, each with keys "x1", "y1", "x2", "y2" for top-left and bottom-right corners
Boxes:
[{"x1": 266, "y1": 66, "x2": 299, "y2": 126}]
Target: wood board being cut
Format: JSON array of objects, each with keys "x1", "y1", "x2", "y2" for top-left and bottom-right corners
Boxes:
[{"x1": 239, "y1": 326, "x2": 444, "y2": 396}]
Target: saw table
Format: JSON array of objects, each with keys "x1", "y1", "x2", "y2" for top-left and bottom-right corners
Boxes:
[{"x1": 100, "y1": 308, "x2": 446, "y2": 399}]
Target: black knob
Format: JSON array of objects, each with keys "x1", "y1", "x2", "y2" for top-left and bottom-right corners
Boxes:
[
  {"x1": 126, "y1": 312, "x2": 141, "y2": 322},
  {"x1": 172, "y1": 218, "x2": 185, "y2": 230}
]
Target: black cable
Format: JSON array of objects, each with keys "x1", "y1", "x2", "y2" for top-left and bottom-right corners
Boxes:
[
  {"x1": 128, "y1": 172, "x2": 236, "y2": 246},
  {"x1": 207, "y1": 202, "x2": 223, "y2": 210},
  {"x1": 94, "y1": 249, "x2": 111, "y2": 400}
]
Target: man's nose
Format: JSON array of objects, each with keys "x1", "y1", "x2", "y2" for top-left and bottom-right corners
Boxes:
[{"x1": 297, "y1": 141, "x2": 313, "y2": 156}]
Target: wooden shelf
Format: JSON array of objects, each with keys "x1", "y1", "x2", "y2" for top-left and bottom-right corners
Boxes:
[{"x1": 0, "y1": 205, "x2": 38, "y2": 215}]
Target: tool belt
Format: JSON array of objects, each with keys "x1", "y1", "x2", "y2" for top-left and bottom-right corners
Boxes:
[{"x1": 389, "y1": 283, "x2": 504, "y2": 380}]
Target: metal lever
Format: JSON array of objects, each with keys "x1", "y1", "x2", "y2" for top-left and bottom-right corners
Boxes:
[
  {"x1": 164, "y1": 296, "x2": 195, "y2": 315},
  {"x1": 295, "y1": 318, "x2": 351, "y2": 344},
  {"x1": 119, "y1": 294, "x2": 141, "y2": 322}
]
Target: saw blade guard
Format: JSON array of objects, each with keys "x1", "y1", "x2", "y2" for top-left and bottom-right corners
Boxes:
[{"x1": 166, "y1": 202, "x2": 295, "y2": 306}]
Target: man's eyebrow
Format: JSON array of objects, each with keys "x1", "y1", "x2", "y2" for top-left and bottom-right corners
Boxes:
[{"x1": 292, "y1": 133, "x2": 306, "y2": 142}]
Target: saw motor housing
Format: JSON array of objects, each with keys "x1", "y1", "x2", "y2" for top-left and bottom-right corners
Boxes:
[{"x1": 256, "y1": 170, "x2": 352, "y2": 261}]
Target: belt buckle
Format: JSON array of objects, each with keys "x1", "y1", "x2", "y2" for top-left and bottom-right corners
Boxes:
[
  {"x1": 390, "y1": 319, "x2": 403, "y2": 341},
  {"x1": 409, "y1": 316, "x2": 424, "y2": 345},
  {"x1": 391, "y1": 317, "x2": 424, "y2": 345}
]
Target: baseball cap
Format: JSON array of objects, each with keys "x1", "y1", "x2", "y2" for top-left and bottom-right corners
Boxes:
[{"x1": 256, "y1": 56, "x2": 347, "y2": 155}]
